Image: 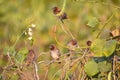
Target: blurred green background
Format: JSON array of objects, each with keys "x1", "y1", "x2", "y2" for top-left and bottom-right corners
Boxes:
[
  {"x1": 0, "y1": 0, "x2": 120, "y2": 52},
  {"x1": 0, "y1": 0, "x2": 120, "y2": 79}
]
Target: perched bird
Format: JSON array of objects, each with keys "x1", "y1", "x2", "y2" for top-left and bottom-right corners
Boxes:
[
  {"x1": 52, "y1": 6, "x2": 68, "y2": 23},
  {"x1": 110, "y1": 28, "x2": 120, "y2": 37},
  {"x1": 67, "y1": 39, "x2": 78, "y2": 51},
  {"x1": 109, "y1": 28, "x2": 120, "y2": 41},
  {"x1": 49, "y1": 44, "x2": 61, "y2": 60},
  {"x1": 52, "y1": 6, "x2": 61, "y2": 15},
  {"x1": 26, "y1": 49, "x2": 36, "y2": 66}
]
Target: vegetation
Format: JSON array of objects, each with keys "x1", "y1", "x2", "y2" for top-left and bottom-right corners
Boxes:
[{"x1": 0, "y1": 0, "x2": 120, "y2": 80}]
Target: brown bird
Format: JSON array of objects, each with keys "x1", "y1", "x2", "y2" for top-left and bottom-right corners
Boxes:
[
  {"x1": 26, "y1": 49, "x2": 36, "y2": 66},
  {"x1": 49, "y1": 44, "x2": 61, "y2": 60},
  {"x1": 110, "y1": 28, "x2": 120, "y2": 37},
  {"x1": 52, "y1": 6, "x2": 61, "y2": 15},
  {"x1": 67, "y1": 39, "x2": 78, "y2": 51},
  {"x1": 52, "y1": 6, "x2": 68, "y2": 23}
]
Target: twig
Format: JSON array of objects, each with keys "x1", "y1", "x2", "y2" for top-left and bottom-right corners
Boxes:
[
  {"x1": 53, "y1": 20, "x2": 69, "y2": 49},
  {"x1": 46, "y1": 60, "x2": 55, "y2": 65},
  {"x1": 78, "y1": 64, "x2": 84, "y2": 80},
  {"x1": 81, "y1": 71, "x2": 86, "y2": 80},
  {"x1": 38, "y1": 52, "x2": 49, "y2": 58},
  {"x1": 44, "y1": 67, "x2": 49, "y2": 80},
  {"x1": 38, "y1": 53, "x2": 67, "y2": 65},
  {"x1": 113, "y1": 55, "x2": 116, "y2": 80},
  {"x1": 60, "y1": 22, "x2": 70, "y2": 37},
  {"x1": 33, "y1": 62, "x2": 40, "y2": 80},
  {"x1": 38, "y1": 61, "x2": 46, "y2": 64},
  {"x1": 60, "y1": 61, "x2": 69, "y2": 80},
  {"x1": 106, "y1": 35, "x2": 120, "y2": 41},
  {"x1": 54, "y1": 25, "x2": 69, "y2": 49},
  {"x1": 51, "y1": 56, "x2": 71, "y2": 80},
  {"x1": 2, "y1": 52, "x2": 15, "y2": 75},
  {"x1": 70, "y1": 48, "x2": 88, "y2": 67},
  {"x1": 77, "y1": 45, "x2": 85, "y2": 53},
  {"x1": 7, "y1": 52, "x2": 14, "y2": 65},
  {"x1": 17, "y1": 68, "x2": 28, "y2": 80},
  {"x1": 60, "y1": 22, "x2": 75, "y2": 39},
  {"x1": 56, "y1": 0, "x2": 75, "y2": 39},
  {"x1": 51, "y1": 69, "x2": 62, "y2": 80},
  {"x1": 46, "y1": 59, "x2": 64, "y2": 66}
]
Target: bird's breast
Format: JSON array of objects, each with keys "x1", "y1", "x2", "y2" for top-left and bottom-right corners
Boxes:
[{"x1": 50, "y1": 50, "x2": 60, "y2": 59}]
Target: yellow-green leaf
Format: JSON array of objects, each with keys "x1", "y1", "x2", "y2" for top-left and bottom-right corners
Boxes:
[
  {"x1": 103, "y1": 40, "x2": 116, "y2": 57},
  {"x1": 87, "y1": 17, "x2": 99, "y2": 28},
  {"x1": 84, "y1": 61, "x2": 99, "y2": 77},
  {"x1": 90, "y1": 39, "x2": 116, "y2": 57},
  {"x1": 90, "y1": 39, "x2": 106, "y2": 57}
]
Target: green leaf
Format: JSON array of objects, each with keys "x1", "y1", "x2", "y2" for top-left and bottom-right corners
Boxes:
[
  {"x1": 90, "y1": 39, "x2": 116, "y2": 57},
  {"x1": 4, "y1": 47, "x2": 16, "y2": 56},
  {"x1": 98, "y1": 61, "x2": 112, "y2": 72},
  {"x1": 103, "y1": 40, "x2": 116, "y2": 57},
  {"x1": 84, "y1": 61, "x2": 99, "y2": 77},
  {"x1": 15, "y1": 48, "x2": 28, "y2": 66},
  {"x1": 87, "y1": 17, "x2": 99, "y2": 28},
  {"x1": 91, "y1": 39, "x2": 106, "y2": 57},
  {"x1": 9, "y1": 47, "x2": 16, "y2": 57}
]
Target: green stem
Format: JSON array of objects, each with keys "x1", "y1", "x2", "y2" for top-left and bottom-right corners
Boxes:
[
  {"x1": 83, "y1": 1, "x2": 120, "y2": 9},
  {"x1": 12, "y1": 26, "x2": 30, "y2": 48},
  {"x1": 96, "y1": 13, "x2": 114, "y2": 38},
  {"x1": 57, "y1": 0, "x2": 67, "y2": 16},
  {"x1": 102, "y1": 2, "x2": 120, "y2": 9}
]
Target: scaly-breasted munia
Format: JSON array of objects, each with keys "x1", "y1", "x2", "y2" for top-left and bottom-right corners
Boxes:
[
  {"x1": 67, "y1": 39, "x2": 78, "y2": 51},
  {"x1": 26, "y1": 49, "x2": 36, "y2": 66},
  {"x1": 52, "y1": 6, "x2": 68, "y2": 23},
  {"x1": 49, "y1": 44, "x2": 61, "y2": 60}
]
